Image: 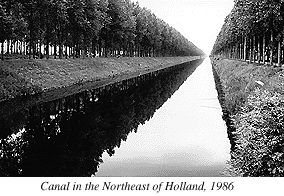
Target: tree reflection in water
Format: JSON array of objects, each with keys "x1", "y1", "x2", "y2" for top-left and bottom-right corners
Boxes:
[{"x1": 0, "y1": 59, "x2": 203, "y2": 176}]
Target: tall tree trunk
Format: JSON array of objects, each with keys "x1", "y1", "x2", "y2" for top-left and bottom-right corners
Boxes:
[
  {"x1": 29, "y1": 4, "x2": 35, "y2": 59},
  {"x1": 69, "y1": 46, "x2": 72, "y2": 58},
  {"x1": 82, "y1": 43, "x2": 86, "y2": 59},
  {"x1": 239, "y1": 42, "x2": 241, "y2": 59},
  {"x1": 7, "y1": 40, "x2": 10, "y2": 55},
  {"x1": 270, "y1": 30, "x2": 273, "y2": 65},
  {"x1": 39, "y1": 35, "x2": 42, "y2": 59},
  {"x1": 243, "y1": 36, "x2": 246, "y2": 61},
  {"x1": 58, "y1": 26, "x2": 62, "y2": 59},
  {"x1": 257, "y1": 36, "x2": 261, "y2": 64},
  {"x1": 59, "y1": 42, "x2": 62, "y2": 59},
  {"x1": 65, "y1": 45, "x2": 68, "y2": 59},
  {"x1": 240, "y1": 38, "x2": 242, "y2": 60},
  {"x1": 11, "y1": 41, "x2": 14, "y2": 54},
  {"x1": 20, "y1": 39, "x2": 23, "y2": 55},
  {"x1": 46, "y1": 24, "x2": 50, "y2": 59},
  {"x1": 72, "y1": 42, "x2": 75, "y2": 59},
  {"x1": 263, "y1": 33, "x2": 266, "y2": 64},
  {"x1": 98, "y1": 42, "x2": 101, "y2": 57},
  {"x1": 46, "y1": 43, "x2": 50, "y2": 59},
  {"x1": 249, "y1": 37, "x2": 252, "y2": 62},
  {"x1": 15, "y1": 41, "x2": 18, "y2": 54},
  {"x1": 253, "y1": 36, "x2": 256, "y2": 63},
  {"x1": 23, "y1": 39, "x2": 26, "y2": 55},
  {"x1": 29, "y1": 32, "x2": 32, "y2": 59},
  {"x1": 91, "y1": 38, "x2": 96, "y2": 57},
  {"x1": 1, "y1": 41, "x2": 4, "y2": 60},
  {"x1": 278, "y1": 40, "x2": 281, "y2": 67},
  {"x1": 28, "y1": 41, "x2": 31, "y2": 59},
  {"x1": 54, "y1": 42, "x2": 57, "y2": 59},
  {"x1": 59, "y1": 43, "x2": 62, "y2": 59}
]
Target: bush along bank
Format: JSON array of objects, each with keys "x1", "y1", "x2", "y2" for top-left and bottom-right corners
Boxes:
[{"x1": 211, "y1": 56, "x2": 284, "y2": 177}]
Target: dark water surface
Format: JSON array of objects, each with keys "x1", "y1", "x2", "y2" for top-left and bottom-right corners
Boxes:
[{"x1": 0, "y1": 58, "x2": 230, "y2": 177}]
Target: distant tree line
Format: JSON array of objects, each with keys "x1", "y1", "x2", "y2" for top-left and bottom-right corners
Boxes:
[
  {"x1": 0, "y1": 0, "x2": 203, "y2": 60},
  {"x1": 212, "y1": 0, "x2": 284, "y2": 66}
]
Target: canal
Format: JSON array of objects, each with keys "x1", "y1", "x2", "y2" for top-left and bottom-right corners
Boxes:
[
  {"x1": 96, "y1": 58, "x2": 231, "y2": 177},
  {"x1": 0, "y1": 58, "x2": 230, "y2": 177}
]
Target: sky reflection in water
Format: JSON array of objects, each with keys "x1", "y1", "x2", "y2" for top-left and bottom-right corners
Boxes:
[
  {"x1": 97, "y1": 58, "x2": 231, "y2": 177},
  {"x1": 0, "y1": 59, "x2": 230, "y2": 177}
]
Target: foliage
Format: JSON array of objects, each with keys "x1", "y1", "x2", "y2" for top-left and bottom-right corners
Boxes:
[
  {"x1": 0, "y1": 0, "x2": 204, "y2": 59},
  {"x1": 0, "y1": 5, "x2": 13, "y2": 43},
  {"x1": 0, "y1": 129, "x2": 27, "y2": 176},
  {"x1": 211, "y1": 0, "x2": 284, "y2": 55},
  {"x1": 231, "y1": 88, "x2": 284, "y2": 176}
]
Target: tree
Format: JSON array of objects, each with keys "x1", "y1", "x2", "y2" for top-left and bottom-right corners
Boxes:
[
  {"x1": 0, "y1": 0, "x2": 203, "y2": 59},
  {"x1": 0, "y1": 3, "x2": 13, "y2": 60},
  {"x1": 212, "y1": 0, "x2": 284, "y2": 66}
]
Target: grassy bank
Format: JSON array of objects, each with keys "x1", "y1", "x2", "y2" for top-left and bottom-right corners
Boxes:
[
  {"x1": 211, "y1": 56, "x2": 284, "y2": 177},
  {"x1": 0, "y1": 56, "x2": 199, "y2": 102}
]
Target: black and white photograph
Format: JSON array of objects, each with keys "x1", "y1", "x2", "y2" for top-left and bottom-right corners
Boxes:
[{"x1": 0, "y1": 0, "x2": 283, "y2": 194}]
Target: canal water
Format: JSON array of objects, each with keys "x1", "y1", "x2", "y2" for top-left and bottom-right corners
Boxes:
[
  {"x1": 96, "y1": 58, "x2": 231, "y2": 177},
  {"x1": 0, "y1": 58, "x2": 230, "y2": 177}
]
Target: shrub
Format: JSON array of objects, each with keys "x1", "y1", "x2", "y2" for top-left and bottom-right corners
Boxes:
[
  {"x1": 230, "y1": 88, "x2": 284, "y2": 176},
  {"x1": 0, "y1": 129, "x2": 27, "y2": 176}
]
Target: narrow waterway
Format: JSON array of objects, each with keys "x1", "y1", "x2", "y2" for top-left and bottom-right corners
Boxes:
[
  {"x1": 96, "y1": 58, "x2": 231, "y2": 177},
  {"x1": 0, "y1": 58, "x2": 231, "y2": 177}
]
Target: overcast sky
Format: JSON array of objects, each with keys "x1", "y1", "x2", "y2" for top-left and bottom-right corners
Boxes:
[{"x1": 135, "y1": 0, "x2": 235, "y2": 55}]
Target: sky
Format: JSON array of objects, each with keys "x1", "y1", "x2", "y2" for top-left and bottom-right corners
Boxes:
[{"x1": 135, "y1": 0, "x2": 235, "y2": 55}]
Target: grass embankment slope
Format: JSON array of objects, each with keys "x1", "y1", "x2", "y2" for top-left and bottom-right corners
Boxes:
[
  {"x1": 211, "y1": 56, "x2": 284, "y2": 177},
  {"x1": 0, "y1": 56, "x2": 199, "y2": 103}
]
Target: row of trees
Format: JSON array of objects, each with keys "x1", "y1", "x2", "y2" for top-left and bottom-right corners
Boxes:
[
  {"x1": 212, "y1": 0, "x2": 284, "y2": 66},
  {"x1": 0, "y1": 0, "x2": 203, "y2": 60}
]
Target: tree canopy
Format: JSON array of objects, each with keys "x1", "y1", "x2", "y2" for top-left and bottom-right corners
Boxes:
[
  {"x1": 0, "y1": 0, "x2": 204, "y2": 60},
  {"x1": 212, "y1": 0, "x2": 284, "y2": 55}
]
